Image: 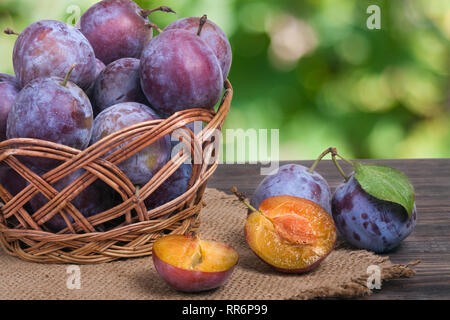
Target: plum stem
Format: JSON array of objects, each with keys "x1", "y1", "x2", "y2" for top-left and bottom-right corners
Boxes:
[
  {"x1": 308, "y1": 147, "x2": 335, "y2": 173},
  {"x1": 140, "y1": 6, "x2": 176, "y2": 18},
  {"x1": 230, "y1": 187, "x2": 278, "y2": 230},
  {"x1": 332, "y1": 153, "x2": 350, "y2": 182},
  {"x1": 197, "y1": 15, "x2": 208, "y2": 36},
  {"x1": 61, "y1": 63, "x2": 77, "y2": 87},
  {"x1": 3, "y1": 28, "x2": 19, "y2": 36},
  {"x1": 145, "y1": 21, "x2": 162, "y2": 33},
  {"x1": 230, "y1": 186, "x2": 259, "y2": 213},
  {"x1": 336, "y1": 153, "x2": 354, "y2": 167}
]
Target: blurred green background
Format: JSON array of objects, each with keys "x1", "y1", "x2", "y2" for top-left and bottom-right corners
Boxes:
[{"x1": 0, "y1": 0, "x2": 449, "y2": 161}]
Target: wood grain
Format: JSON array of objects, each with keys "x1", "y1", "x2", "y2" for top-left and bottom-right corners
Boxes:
[{"x1": 207, "y1": 158, "x2": 450, "y2": 300}]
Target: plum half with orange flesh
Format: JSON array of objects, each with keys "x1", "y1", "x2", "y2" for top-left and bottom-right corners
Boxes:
[
  {"x1": 245, "y1": 195, "x2": 336, "y2": 273},
  {"x1": 152, "y1": 235, "x2": 238, "y2": 292}
]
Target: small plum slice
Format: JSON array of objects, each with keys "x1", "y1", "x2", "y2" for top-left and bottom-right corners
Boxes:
[
  {"x1": 245, "y1": 195, "x2": 336, "y2": 273},
  {"x1": 152, "y1": 235, "x2": 238, "y2": 292}
]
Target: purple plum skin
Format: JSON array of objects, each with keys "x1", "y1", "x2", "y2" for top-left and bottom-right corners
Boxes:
[
  {"x1": 6, "y1": 77, "x2": 94, "y2": 170},
  {"x1": 165, "y1": 17, "x2": 232, "y2": 81},
  {"x1": 29, "y1": 169, "x2": 115, "y2": 232},
  {"x1": 0, "y1": 165, "x2": 27, "y2": 197},
  {"x1": 140, "y1": 29, "x2": 223, "y2": 117},
  {"x1": 93, "y1": 58, "x2": 148, "y2": 112},
  {"x1": 80, "y1": 0, "x2": 152, "y2": 65},
  {"x1": 153, "y1": 250, "x2": 236, "y2": 293},
  {"x1": 0, "y1": 74, "x2": 21, "y2": 141},
  {"x1": 13, "y1": 20, "x2": 96, "y2": 90},
  {"x1": 332, "y1": 176, "x2": 417, "y2": 253},
  {"x1": 145, "y1": 163, "x2": 192, "y2": 210},
  {"x1": 85, "y1": 58, "x2": 106, "y2": 100},
  {"x1": 90, "y1": 102, "x2": 171, "y2": 185},
  {"x1": 250, "y1": 164, "x2": 332, "y2": 214}
]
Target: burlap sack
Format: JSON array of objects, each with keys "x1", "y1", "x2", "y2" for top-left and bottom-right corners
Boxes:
[{"x1": 0, "y1": 188, "x2": 418, "y2": 300}]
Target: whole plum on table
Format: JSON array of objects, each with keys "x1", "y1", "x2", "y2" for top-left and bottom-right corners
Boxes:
[
  {"x1": 12, "y1": 20, "x2": 96, "y2": 89},
  {"x1": 251, "y1": 164, "x2": 332, "y2": 214},
  {"x1": 0, "y1": 74, "x2": 21, "y2": 141},
  {"x1": 6, "y1": 75, "x2": 94, "y2": 170},
  {"x1": 332, "y1": 176, "x2": 417, "y2": 253},
  {"x1": 29, "y1": 169, "x2": 116, "y2": 232},
  {"x1": 90, "y1": 102, "x2": 171, "y2": 185},
  {"x1": 140, "y1": 29, "x2": 223, "y2": 117},
  {"x1": 93, "y1": 58, "x2": 148, "y2": 112},
  {"x1": 144, "y1": 163, "x2": 192, "y2": 210},
  {"x1": 165, "y1": 16, "x2": 232, "y2": 81},
  {"x1": 80, "y1": 0, "x2": 173, "y2": 65}
]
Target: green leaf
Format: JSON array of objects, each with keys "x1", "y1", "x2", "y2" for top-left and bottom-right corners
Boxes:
[{"x1": 353, "y1": 162, "x2": 415, "y2": 217}]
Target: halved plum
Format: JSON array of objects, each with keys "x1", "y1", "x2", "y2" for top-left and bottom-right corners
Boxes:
[
  {"x1": 245, "y1": 195, "x2": 336, "y2": 273},
  {"x1": 152, "y1": 235, "x2": 238, "y2": 292}
]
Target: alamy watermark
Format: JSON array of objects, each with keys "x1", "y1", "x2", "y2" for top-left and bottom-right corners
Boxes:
[
  {"x1": 366, "y1": 265, "x2": 382, "y2": 290},
  {"x1": 367, "y1": 5, "x2": 381, "y2": 30},
  {"x1": 66, "y1": 5, "x2": 81, "y2": 27},
  {"x1": 66, "y1": 265, "x2": 81, "y2": 290},
  {"x1": 170, "y1": 122, "x2": 280, "y2": 175}
]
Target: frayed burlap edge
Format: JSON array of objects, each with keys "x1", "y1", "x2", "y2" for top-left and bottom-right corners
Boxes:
[{"x1": 291, "y1": 255, "x2": 420, "y2": 300}]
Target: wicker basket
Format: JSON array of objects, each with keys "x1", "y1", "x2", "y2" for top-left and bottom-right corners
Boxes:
[{"x1": 0, "y1": 81, "x2": 232, "y2": 264}]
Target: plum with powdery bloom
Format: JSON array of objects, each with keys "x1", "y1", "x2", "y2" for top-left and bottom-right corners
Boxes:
[
  {"x1": 165, "y1": 16, "x2": 232, "y2": 81},
  {"x1": 251, "y1": 164, "x2": 332, "y2": 214},
  {"x1": 12, "y1": 20, "x2": 96, "y2": 90},
  {"x1": 0, "y1": 74, "x2": 21, "y2": 141},
  {"x1": 90, "y1": 102, "x2": 171, "y2": 186},
  {"x1": 93, "y1": 58, "x2": 148, "y2": 112},
  {"x1": 80, "y1": 0, "x2": 153, "y2": 65},
  {"x1": 85, "y1": 58, "x2": 106, "y2": 101},
  {"x1": 6, "y1": 76, "x2": 94, "y2": 170},
  {"x1": 140, "y1": 29, "x2": 223, "y2": 117}
]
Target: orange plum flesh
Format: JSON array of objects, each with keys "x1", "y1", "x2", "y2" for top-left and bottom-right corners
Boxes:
[
  {"x1": 245, "y1": 195, "x2": 337, "y2": 273},
  {"x1": 152, "y1": 235, "x2": 238, "y2": 292}
]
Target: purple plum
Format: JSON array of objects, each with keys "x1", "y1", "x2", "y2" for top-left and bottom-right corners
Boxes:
[
  {"x1": 0, "y1": 165, "x2": 28, "y2": 197},
  {"x1": 332, "y1": 176, "x2": 417, "y2": 253},
  {"x1": 250, "y1": 164, "x2": 332, "y2": 213},
  {"x1": 0, "y1": 74, "x2": 21, "y2": 141},
  {"x1": 85, "y1": 58, "x2": 106, "y2": 100},
  {"x1": 165, "y1": 16, "x2": 232, "y2": 81},
  {"x1": 93, "y1": 58, "x2": 148, "y2": 112},
  {"x1": 6, "y1": 76, "x2": 94, "y2": 170},
  {"x1": 140, "y1": 29, "x2": 223, "y2": 117},
  {"x1": 144, "y1": 163, "x2": 192, "y2": 210},
  {"x1": 79, "y1": 0, "x2": 154, "y2": 65},
  {"x1": 12, "y1": 20, "x2": 96, "y2": 89},
  {"x1": 29, "y1": 169, "x2": 116, "y2": 232},
  {"x1": 90, "y1": 102, "x2": 171, "y2": 185}
]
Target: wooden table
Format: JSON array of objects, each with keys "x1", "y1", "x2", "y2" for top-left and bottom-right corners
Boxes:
[{"x1": 207, "y1": 158, "x2": 450, "y2": 300}]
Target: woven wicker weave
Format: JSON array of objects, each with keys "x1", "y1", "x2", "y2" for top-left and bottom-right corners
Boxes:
[{"x1": 0, "y1": 81, "x2": 232, "y2": 264}]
